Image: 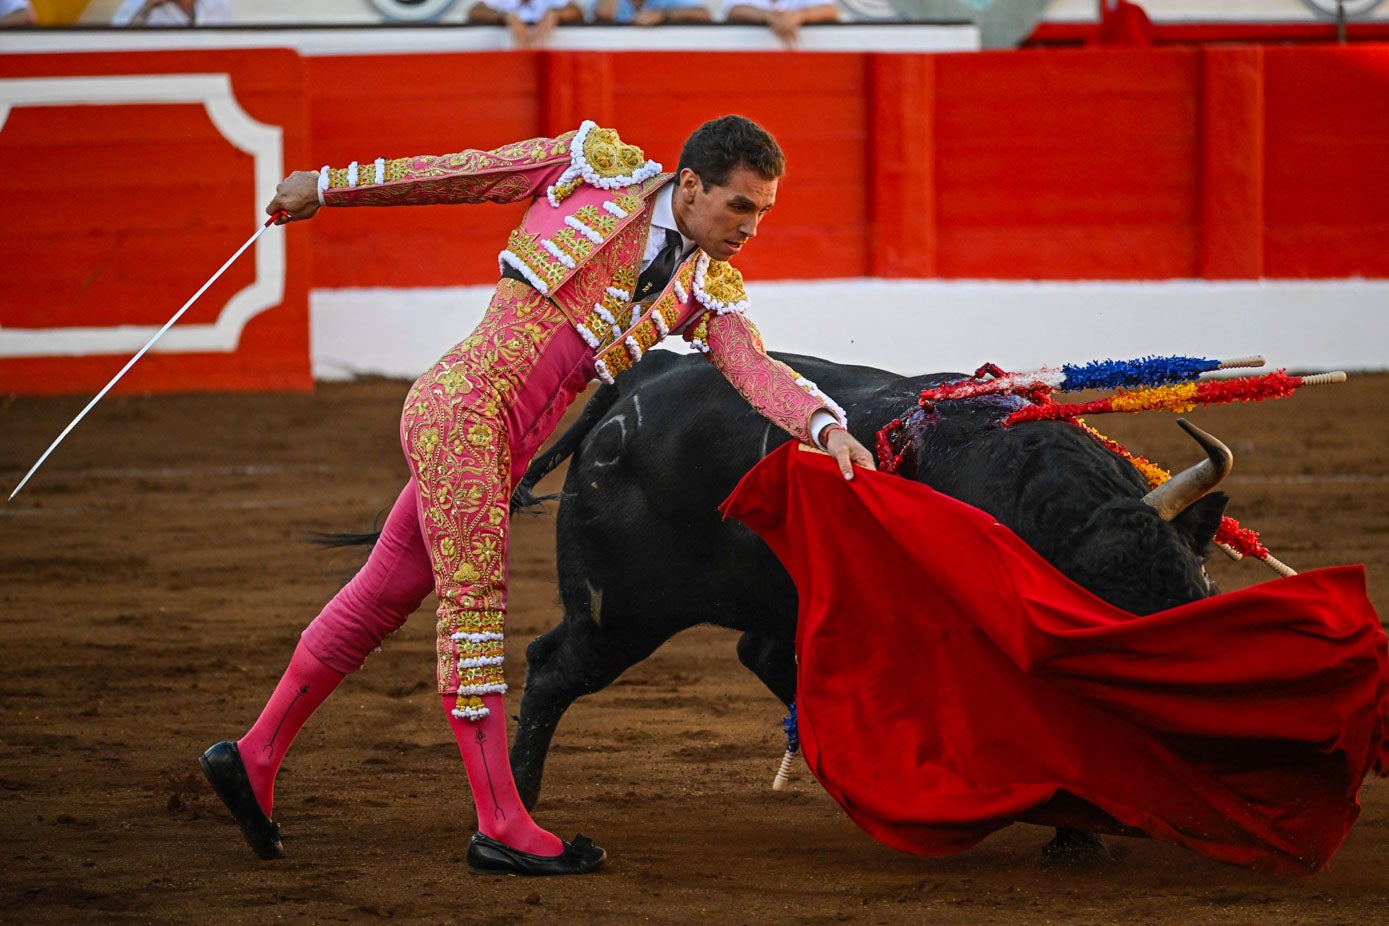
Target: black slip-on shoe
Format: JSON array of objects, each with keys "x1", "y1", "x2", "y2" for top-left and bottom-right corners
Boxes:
[
  {"x1": 466, "y1": 832, "x2": 606, "y2": 876},
  {"x1": 198, "y1": 740, "x2": 285, "y2": 860}
]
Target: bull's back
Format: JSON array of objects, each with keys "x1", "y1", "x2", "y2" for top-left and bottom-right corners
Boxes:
[
  {"x1": 554, "y1": 351, "x2": 916, "y2": 629},
  {"x1": 566, "y1": 350, "x2": 920, "y2": 520}
]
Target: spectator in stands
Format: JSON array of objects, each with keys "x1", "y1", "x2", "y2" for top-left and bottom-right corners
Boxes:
[
  {"x1": 0, "y1": 0, "x2": 35, "y2": 26},
  {"x1": 724, "y1": 0, "x2": 838, "y2": 47},
  {"x1": 1095, "y1": 0, "x2": 1154, "y2": 46},
  {"x1": 592, "y1": 0, "x2": 712, "y2": 26},
  {"x1": 111, "y1": 0, "x2": 234, "y2": 25},
  {"x1": 467, "y1": 0, "x2": 583, "y2": 48}
]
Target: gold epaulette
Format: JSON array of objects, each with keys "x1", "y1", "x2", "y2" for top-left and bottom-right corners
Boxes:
[
  {"x1": 694, "y1": 259, "x2": 749, "y2": 314},
  {"x1": 547, "y1": 120, "x2": 663, "y2": 207}
]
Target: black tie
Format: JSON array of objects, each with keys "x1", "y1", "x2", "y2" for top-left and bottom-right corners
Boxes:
[{"x1": 634, "y1": 228, "x2": 683, "y2": 302}]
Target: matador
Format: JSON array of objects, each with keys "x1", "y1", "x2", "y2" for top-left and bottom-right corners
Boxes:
[{"x1": 199, "y1": 115, "x2": 875, "y2": 877}]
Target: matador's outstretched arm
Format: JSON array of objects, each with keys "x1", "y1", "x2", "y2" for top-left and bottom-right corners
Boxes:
[{"x1": 267, "y1": 132, "x2": 578, "y2": 223}]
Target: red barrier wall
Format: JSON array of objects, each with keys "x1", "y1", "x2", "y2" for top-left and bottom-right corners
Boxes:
[
  {"x1": 300, "y1": 45, "x2": 1389, "y2": 290},
  {"x1": 3, "y1": 44, "x2": 1387, "y2": 394},
  {"x1": 0, "y1": 49, "x2": 312, "y2": 395},
  {"x1": 1264, "y1": 45, "x2": 1389, "y2": 277}
]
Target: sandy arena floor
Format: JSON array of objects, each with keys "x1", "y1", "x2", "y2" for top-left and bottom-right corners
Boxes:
[{"x1": 2, "y1": 369, "x2": 1387, "y2": 925}]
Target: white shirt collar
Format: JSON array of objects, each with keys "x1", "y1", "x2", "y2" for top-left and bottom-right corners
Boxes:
[{"x1": 651, "y1": 179, "x2": 696, "y2": 257}]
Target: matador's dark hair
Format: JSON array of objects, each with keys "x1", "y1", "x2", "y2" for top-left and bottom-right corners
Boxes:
[{"x1": 677, "y1": 115, "x2": 786, "y2": 189}]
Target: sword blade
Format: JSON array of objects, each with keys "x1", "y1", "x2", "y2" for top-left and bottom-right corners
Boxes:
[{"x1": 8, "y1": 214, "x2": 283, "y2": 501}]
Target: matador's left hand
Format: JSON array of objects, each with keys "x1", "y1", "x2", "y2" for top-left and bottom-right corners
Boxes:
[{"x1": 824, "y1": 427, "x2": 876, "y2": 481}]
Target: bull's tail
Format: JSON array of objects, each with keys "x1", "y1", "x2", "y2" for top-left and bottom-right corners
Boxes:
[
  {"x1": 308, "y1": 529, "x2": 380, "y2": 549},
  {"x1": 306, "y1": 528, "x2": 379, "y2": 587},
  {"x1": 510, "y1": 382, "x2": 622, "y2": 514},
  {"x1": 306, "y1": 384, "x2": 622, "y2": 545},
  {"x1": 306, "y1": 502, "x2": 397, "y2": 550}
]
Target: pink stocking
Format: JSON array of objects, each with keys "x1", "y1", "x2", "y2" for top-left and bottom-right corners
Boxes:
[
  {"x1": 236, "y1": 639, "x2": 345, "y2": 817},
  {"x1": 444, "y1": 693, "x2": 563, "y2": 856}
]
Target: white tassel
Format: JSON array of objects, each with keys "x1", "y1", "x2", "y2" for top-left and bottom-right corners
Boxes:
[
  {"x1": 566, "y1": 215, "x2": 604, "y2": 244},
  {"x1": 497, "y1": 252, "x2": 550, "y2": 295},
  {"x1": 541, "y1": 239, "x2": 576, "y2": 269}
]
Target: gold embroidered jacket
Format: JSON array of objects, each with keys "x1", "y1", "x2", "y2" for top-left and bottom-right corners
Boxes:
[{"x1": 318, "y1": 122, "x2": 846, "y2": 443}]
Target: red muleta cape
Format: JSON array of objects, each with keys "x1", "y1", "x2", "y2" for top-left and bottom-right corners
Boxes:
[{"x1": 721, "y1": 443, "x2": 1389, "y2": 876}]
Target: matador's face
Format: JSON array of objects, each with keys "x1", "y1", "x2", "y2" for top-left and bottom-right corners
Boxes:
[{"x1": 673, "y1": 164, "x2": 778, "y2": 263}]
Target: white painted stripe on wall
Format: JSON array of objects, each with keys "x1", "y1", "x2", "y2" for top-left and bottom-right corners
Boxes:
[
  {"x1": 0, "y1": 74, "x2": 283, "y2": 358},
  {"x1": 1044, "y1": 0, "x2": 1389, "y2": 24},
  {"x1": 2, "y1": 24, "x2": 980, "y2": 56},
  {"x1": 311, "y1": 279, "x2": 1389, "y2": 381}
]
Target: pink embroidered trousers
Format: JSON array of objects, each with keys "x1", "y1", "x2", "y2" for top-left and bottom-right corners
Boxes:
[{"x1": 301, "y1": 279, "x2": 593, "y2": 719}]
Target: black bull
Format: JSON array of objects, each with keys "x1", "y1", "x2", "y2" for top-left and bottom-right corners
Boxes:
[{"x1": 505, "y1": 350, "x2": 1233, "y2": 834}]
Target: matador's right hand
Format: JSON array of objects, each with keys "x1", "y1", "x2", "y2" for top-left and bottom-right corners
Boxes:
[{"x1": 267, "y1": 171, "x2": 323, "y2": 225}]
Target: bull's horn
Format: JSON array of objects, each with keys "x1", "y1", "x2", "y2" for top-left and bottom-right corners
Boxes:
[{"x1": 1141, "y1": 418, "x2": 1234, "y2": 521}]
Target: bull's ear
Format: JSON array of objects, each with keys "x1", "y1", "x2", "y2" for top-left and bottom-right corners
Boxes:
[{"x1": 1171, "y1": 490, "x2": 1229, "y2": 552}]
